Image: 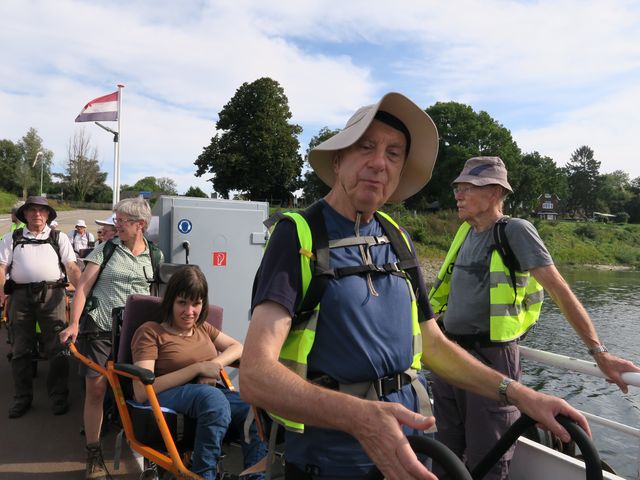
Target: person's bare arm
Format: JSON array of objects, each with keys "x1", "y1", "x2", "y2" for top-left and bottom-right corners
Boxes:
[
  {"x1": 132, "y1": 359, "x2": 213, "y2": 403},
  {"x1": 58, "y1": 262, "x2": 100, "y2": 345},
  {"x1": 532, "y1": 264, "x2": 640, "y2": 392},
  {"x1": 0, "y1": 264, "x2": 6, "y2": 307},
  {"x1": 240, "y1": 301, "x2": 436, "y2": 480},
  {"x1": 65, "y1": 261, "x2": 81, "y2": 288}
]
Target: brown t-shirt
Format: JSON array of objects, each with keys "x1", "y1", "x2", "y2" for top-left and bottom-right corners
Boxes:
[{"x1": 131, "y1": 321, "x2": 220, "y2": 377}]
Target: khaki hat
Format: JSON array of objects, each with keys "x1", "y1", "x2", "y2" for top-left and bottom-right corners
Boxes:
[
  {"x1": 308, "y1": 92, "x2": 439, "y2": 203},
  {"x1": 16, "y1": 196, "x2": 57, "y2": 223},
  {"x1": 75, "y1": 219, "x2": 87, "y2": 228},
  {"x1": 452, "y1": 156, "x2": 513, "y2": 193}
]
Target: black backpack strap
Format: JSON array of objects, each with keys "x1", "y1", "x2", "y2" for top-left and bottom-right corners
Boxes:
[
  {"x1": 292, "y1": 201, "x2": 332, "y2": 326},
  {"x1": 146, "y1": 241, "x2": 163, "y2": 295},
  {"x1": 374, "y1": 212, "x2": 430, "y2": 320},
  {"x1": 10, "y1": 228, "x2": 66, "y2": 280},
  {"x1": 492, "y1": 217, "x2": 520, "y2": 304}
]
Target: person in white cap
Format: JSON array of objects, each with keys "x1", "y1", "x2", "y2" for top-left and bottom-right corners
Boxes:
[
  {"x1": 429, "y1": 156, "x2": 640, "y2": 479},
  {"x1": 68, "y1": 220, "x2": 95, "y2": 255},
  {"x1": 94, "y1": 214, "x2": 117, "y2": 244},
  {"x1": 240, "y1": 93, "x2": 590, "y2": 480}
]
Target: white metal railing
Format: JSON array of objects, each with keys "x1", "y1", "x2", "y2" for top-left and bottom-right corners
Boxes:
[{"x1": 520, "y1": 346, "x2": 640, "y2": 479}]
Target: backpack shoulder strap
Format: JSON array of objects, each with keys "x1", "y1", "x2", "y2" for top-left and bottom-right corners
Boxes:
[
  {"x1": 375, "y1": 212, "x2": 430, "y2": 319},
  {"x1": 147, "y1": 241, "x2": 162, "y2": 280},
  {"x1": 293, "y1": 201, "x2": 331, "y2": 324},
  {"x1": 99, "y1": 240, "x2": 117, "y2": 275},
  {"x1": 492, "y1": 217, "x2": 521, "y2": 272}
]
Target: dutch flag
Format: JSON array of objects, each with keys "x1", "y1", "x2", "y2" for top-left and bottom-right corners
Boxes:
[{"x1": 75, "y1": 91, "x2": 119, "y2": 122}]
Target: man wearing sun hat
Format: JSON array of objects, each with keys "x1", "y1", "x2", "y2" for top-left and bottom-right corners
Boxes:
[
  {"x1": 241, "y1": 95, "x2": 590, "y2": 479},
  {"x1": 0, "y1": 196, "x2": 81, "y2": 418},
  {"x1": 68, "y1": 219, "x2": 95, "y2": 256},
  {"x1": 429, "y1": 156, "x2": 640, "y2": 479},
  {"x1": 94, "y1": 214, "x2": 117, "y2": 244}
]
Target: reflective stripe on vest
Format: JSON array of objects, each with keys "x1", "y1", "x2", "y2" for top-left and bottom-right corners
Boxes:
[
  {"x1": 429, "y1": 222, "x2": 544, "y2": 342},
  {"x1": 269, "y1": 210, "x2": 422, "y2": 432}
]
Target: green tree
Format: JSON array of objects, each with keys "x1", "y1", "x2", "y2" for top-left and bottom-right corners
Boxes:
[
  {"x1": 194, "y1": 77, "x2": 302, "y2": 202},
  {"x1": 0, "y1": 139, "x2": 22, "y2": 194},
  {"x1": 300, "y1": 127, "x2": 340, "y2": 204},
  {"x1": 597, "y1": 170, "x2": 632, "y2": 214},
  {"x1": 60, "y1": 129, "x2": 105, "y2": 202},
  {"x1": 510, "y1": 152, "x2": 567, "y2": 215},
  {"x1": 184, "y1": 186, "x2": 209, "y2": 198},
  {"x1": 565, "y1": 146, "x2": 601, "y2": 217},
  {"x1": 17, "y1": 128, "x2": 53, "y2": 198},
  {"x1": 131, "y1": 176, "x2": 159, "y2": 193},
  {"x1": 157, "y1": 177, "x2": 178, "y2": 195},
  {"x1": 407, "y1": 102, "x2": 521, "y2": 211}
]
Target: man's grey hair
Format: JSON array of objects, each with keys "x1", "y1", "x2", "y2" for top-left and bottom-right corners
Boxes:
[{"x1": 114, "y1": 197, "x2": 152, "y2": 232}]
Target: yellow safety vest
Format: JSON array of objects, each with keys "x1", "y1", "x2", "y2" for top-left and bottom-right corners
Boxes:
[
  {"x1": 429, "y1": 222, "x2": 544, "y2": 342},
  {"x1": 269, "y1": 210, "x2": 423, "y2": 432}
]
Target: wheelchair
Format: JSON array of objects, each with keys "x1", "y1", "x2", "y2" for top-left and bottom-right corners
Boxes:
[{"x1": 71, "y1": 293, "x2": 264, "y2": 480}]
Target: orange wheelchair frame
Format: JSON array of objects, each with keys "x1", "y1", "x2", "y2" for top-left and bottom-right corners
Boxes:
[{"x1": 70, "y1": 342, "x2": 235, "y2": 480}]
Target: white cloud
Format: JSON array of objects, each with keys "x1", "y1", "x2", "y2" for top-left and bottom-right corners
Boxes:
[{"x1": 2, "y1": 0, "x2": 640, "y2": 193}]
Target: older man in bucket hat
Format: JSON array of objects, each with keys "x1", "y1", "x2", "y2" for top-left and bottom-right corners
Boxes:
[
  {"x1": 0, "y1": 196, "x2": 81, "y2": 418},
  {"x1": 429, "y1": 156, "x2": 640, "y2": 479},
  {"x1": 241, "y1": 95, "x2": 590, "y2": 479}
]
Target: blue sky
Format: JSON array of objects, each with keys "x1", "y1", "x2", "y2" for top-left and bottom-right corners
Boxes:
[{"x1": 2, "y1": 0, "x2": 640, "y2": 196}]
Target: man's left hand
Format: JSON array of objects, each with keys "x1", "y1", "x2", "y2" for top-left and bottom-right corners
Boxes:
[{"x1": 594, "y1": 352, "x2": 640, "y2": 393}]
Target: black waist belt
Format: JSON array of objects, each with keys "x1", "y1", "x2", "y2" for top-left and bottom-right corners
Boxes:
[
  {"x1": 445, "y1": 331, "x2": 516, "y2": 349},
  {"x1": 14, "y1": 281, "x2": 66, "y2": 290},
  {"x1": 310, "y1": 372, "x2": 412, "y2": 398}
]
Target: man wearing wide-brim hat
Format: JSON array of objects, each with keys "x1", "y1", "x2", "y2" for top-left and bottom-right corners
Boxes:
[
  {"x1": 0, "y1": 196, "x2": 81, "y2": 418},
  {"x1": 429, "y1": 156, "x2": 640, "y2": 479},
  {"x1": 241, "y1": 94, "x2": 590, "y2": 479}
]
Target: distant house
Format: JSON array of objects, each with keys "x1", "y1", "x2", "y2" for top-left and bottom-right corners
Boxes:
[{"x1": 536, "y1": 193, "x2": 560, "y2": 220}]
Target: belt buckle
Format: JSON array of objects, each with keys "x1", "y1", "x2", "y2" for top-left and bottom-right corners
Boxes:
[{"x1": 374, "y1": 378, "x2": 383, "y2": 397}]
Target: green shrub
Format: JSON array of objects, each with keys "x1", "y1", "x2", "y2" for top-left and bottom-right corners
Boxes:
[{"x1": 574, "y1": 224, "x2": 598, "y2": 240}]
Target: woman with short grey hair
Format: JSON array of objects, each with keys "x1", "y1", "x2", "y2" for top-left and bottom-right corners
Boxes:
[
  {"x1": 113, "y1": 197, "x2": 152, "y2": 232},
  {"x1": 59, "y1": 196, "x2": 162, "y2": 480}
]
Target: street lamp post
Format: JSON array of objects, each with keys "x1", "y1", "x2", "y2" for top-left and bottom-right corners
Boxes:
[{"x1": 32, "y1": 151, "x2": 44, "y2": 196}]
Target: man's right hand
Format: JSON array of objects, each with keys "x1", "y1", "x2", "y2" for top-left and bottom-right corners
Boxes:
[{"x1": 350, "y1": 401, "x2": 437, "y2": 480}]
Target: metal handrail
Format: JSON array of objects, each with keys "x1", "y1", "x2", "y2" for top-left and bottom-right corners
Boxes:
[{"x1": 520, "y1": 346, "x2": 640, "y2": 479}]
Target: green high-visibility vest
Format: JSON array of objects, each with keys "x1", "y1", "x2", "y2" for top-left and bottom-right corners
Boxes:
[
  {"x1": 429, "y1": 222, "x2": 544, "y2": 342},
  {"x1": 268, "y1": 209, "x2": 423, "y2": 433}
]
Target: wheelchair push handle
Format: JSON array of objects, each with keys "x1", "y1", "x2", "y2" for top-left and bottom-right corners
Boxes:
[{"x1": 365, "y1": 435, "x2": 472, "y2": 480}]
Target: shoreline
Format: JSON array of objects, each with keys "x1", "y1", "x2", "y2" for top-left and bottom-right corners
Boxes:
[{"x1": 419, "y1": 257, "x2": 636, "y2": 288}]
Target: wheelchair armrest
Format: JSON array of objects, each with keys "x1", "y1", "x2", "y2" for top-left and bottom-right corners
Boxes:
[{"x1": 114, "y1": 363, "x2": 156, "y2": 385}]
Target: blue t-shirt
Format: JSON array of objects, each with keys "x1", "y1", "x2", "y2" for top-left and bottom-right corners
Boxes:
[{"x1": 252, "y1": 200, "x2": 433, "y2": 476}]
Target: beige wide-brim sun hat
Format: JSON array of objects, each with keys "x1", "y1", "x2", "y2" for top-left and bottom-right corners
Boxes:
[{"x1": 308, "y1": 92, "x2": 439, "y2": 203}]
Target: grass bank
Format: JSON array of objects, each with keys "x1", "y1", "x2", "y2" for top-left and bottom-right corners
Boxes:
[{"x1": 384, "y1": 206, "x2": 640, "y2": 270}]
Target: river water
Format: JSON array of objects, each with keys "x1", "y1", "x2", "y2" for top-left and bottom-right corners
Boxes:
[{"x1": 520, "y1": 268, "x2": 640, "y2": 479}]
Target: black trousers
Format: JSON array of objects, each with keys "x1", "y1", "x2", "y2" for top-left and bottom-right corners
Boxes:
[{"x1": 7, "y1": 286, "x2": 69, "y2": 401}]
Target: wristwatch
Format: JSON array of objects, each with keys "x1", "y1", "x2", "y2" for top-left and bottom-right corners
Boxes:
[
  {"x1": 498, "y1": 377, "x2": 515, "y2": 405},
  {"x1": 588, "y1": 344, "x2": 608, "y2": 356}
]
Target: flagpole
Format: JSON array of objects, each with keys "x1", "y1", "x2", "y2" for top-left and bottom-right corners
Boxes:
[{"x1": 115, "y1": 84, "x2": 124, "y2": 206}]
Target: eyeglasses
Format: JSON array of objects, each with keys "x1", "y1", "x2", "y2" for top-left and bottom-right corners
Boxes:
[
  {"x1": 113, "y1": 217, "x2": 138, "y2": 226},
  {"x1": 452, "y1": 185, "x2": 479, "y2": 195}
]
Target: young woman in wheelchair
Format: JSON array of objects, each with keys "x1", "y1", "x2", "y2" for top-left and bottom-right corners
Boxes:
[{"x1": 131, "y1": 265, "x2": 266, "y2": 480}]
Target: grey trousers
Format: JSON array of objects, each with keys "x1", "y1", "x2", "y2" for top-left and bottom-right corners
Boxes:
[
  {"x1": 7, "y1": 286, "x2": 69, "y2": 402},
  {"x1": 431, "y1": 342, "x2": 521, "y2": 480}
]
